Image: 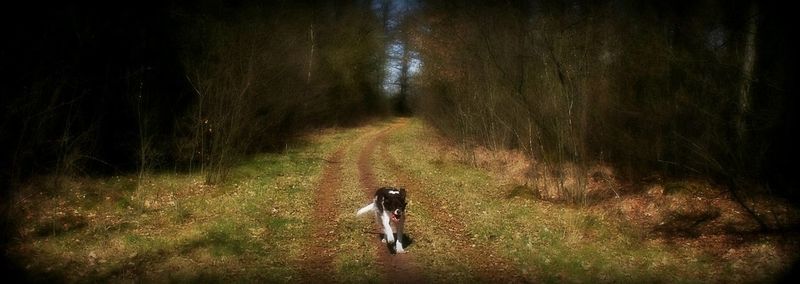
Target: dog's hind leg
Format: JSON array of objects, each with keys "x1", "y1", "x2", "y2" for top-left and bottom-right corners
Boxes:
[{"x1": 374, "y1": 212, "x2": 386, "y2": 243}]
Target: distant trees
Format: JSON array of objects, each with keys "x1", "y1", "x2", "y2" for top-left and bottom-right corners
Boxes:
[
  {"x1": 1, "y1": 0, "x2": 794, "y2": 204},
  {"x1": 177, "y1": 1, "x2": 388, "y2": 183},
  {"x1": 2, "y1": 2, "x2": 190, "y2": 191},
  {"x1": 411, "y1": 0, "x2": 794, "y2": 203},
  {"x1": 1, "y1": 1, "x2": 389, "y2": 189}
]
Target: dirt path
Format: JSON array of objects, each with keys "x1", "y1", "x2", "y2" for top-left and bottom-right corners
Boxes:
[
  {"x1": 300, "y1": 119, "x2": 524, "y2": 282},
  {"x1": 377, "y1": 121, "x2": 528, "y2": 283},
  {"x1": 379, "y1": 141, "x2": 527, "y2": 282},
  {"x1": 299, "y1": 147, "x2": 346, "y2": 280},
  {"x1": 300, "y1": 123, "x2": 425, "y2": 283},
  {"x1": 357, "y1": 124, "x2": 427, "y2": 283}
]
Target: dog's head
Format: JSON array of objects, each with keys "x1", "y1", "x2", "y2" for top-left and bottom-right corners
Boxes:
[{"x1": 377, "y1": 187, "x2": 407, "y2": 222}]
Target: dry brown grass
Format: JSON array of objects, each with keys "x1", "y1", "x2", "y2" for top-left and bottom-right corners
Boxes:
[{"x1": 397, "y1": 118, "x2": 800, "y2": 282}]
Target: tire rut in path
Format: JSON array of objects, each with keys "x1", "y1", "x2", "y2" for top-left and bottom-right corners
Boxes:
[
  {"x1": 357, "y1": 124, "x2": 427, "y2": 283},
  {"x1": 298, "y1": 147, "x2": 345, "y2": 281},
  {"x1": 378, "y1": 122, "x2": 530, "y2": 283}
]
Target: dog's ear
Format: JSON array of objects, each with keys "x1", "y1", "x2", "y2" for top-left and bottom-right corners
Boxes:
[{"x1": 399, "y1": 187, "x2": 407, "y2": 202}]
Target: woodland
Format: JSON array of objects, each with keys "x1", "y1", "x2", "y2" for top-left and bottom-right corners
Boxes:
[{"x1": 1, "y1": 0, "x2": 798, "y2": 282}]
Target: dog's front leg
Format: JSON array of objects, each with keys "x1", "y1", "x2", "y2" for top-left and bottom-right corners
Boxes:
[
  {"x1": 395, "y1": 214, "x2": 406, "y2": 253},
  {"x1": 374, "y1": 212, "x2": 386, "y2": 243},
  {"x1": 380, "y1": 211, "x2": 395, "y2": 244}
]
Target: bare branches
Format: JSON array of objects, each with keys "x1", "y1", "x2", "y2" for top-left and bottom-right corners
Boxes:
[{"x1": 412, "y1": 1, "x2": 789, "y2": 205}]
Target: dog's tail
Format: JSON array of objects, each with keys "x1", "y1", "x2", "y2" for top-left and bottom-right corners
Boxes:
[{"x1": 356, "y1": 203, "x2": 375, "y2": 217}]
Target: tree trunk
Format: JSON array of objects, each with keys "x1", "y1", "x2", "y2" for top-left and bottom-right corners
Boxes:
[{"x1": 737, "y1": 1, "x2": 758, "y2": 142}]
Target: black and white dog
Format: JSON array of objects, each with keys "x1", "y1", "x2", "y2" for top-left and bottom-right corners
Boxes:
[{"x1": 356, "y1": 186, "x2": 407, "y2": 253}]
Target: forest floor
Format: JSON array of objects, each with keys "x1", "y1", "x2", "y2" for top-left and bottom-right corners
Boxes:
[{"x1": 5, "y1": 118, "x2": 800, "y2": 283}]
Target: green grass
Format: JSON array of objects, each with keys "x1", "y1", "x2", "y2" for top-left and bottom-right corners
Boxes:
[
  {"x1": 7, "y1": 124, "x2": 375, "y2": 282},
  {"x1": 7, "y1": 118, "x2": 795, "y2": 283},
  {"x1": 330, "y1": 122, "x2": 386, "y2": 283},
  {"x1": 383, "y1": 118, "x2": 793, "y2": 283}
]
